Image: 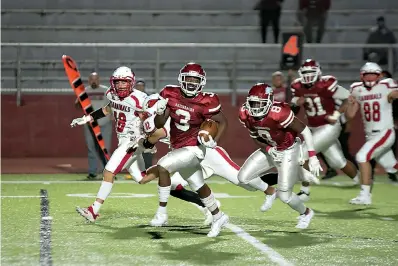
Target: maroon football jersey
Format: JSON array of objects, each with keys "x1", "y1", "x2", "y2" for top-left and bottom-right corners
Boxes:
[
  {"x1": 160, "y1": 85, "x2": 221, "y2": 149},
  {"x1": 291, "y1": 75, "x2": 338, "y2": 127},
  {"x1": 239, "y1": 102, "x2": 298, "y2": 150}
]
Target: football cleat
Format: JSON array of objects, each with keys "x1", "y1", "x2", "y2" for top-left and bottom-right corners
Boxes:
[
  {"x1": 297, "y1": 190, "x2": 310, "y2": 202},
  {"x1": 349, "y1": 191, "x2": 372, "y2": 205},
  {"x1": 199, "y1": 200, "x2": 221, "y2": 226},
  {"x1": 260, "y1": 193, "x2": 276, "y2": 212},
  {"x1": 296, "y1": 208, "x2": 314, "y2": 229},
  {"x1": 76, "y1": 206, "x2": 98, "y2": 222},
  {"x1": 150, "y1": 212, "x2": 168, "y2": 227},
  {"x1": 207, "y1": 212, "x2": 229, "y2": 238}
]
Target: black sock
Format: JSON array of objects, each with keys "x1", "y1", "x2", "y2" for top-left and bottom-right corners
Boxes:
[
  {"x1": 259, "y1": 172, "x2": 278, "y2": 186},
  {"x1": 170, "y1": 188, "x2": 205, "y2": 207}
]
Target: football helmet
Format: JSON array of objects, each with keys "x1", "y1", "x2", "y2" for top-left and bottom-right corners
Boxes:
[
  {"x1": 178, "y1": 62, "x2": 206, "y2": 97},
  {"x1": 360, "y1": 62, "x2": 382, "y2": 88},
  {"x1": 298, "y1": 59, "x2": 322, "y2": 85},
  {"x1": 110, "y1": 66, "x2": 135, "y2": 98},
  {"x1": 246, "y1": 83, "x2": 274, "y2": 117}
]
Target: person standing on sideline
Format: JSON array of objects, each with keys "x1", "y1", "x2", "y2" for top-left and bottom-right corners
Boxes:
[
  {"x1": 255, "y1": 0, "x2": 284, "y2": 43},
  {"x1": 75, "y1": 72, "x2": 113, "y2": 179},
  {"x1": 300, "y1": 0, "x2": 330, "y2": 43},
  {"x1": 134, "y1": 78, "x2": 153, "y2": 168}
]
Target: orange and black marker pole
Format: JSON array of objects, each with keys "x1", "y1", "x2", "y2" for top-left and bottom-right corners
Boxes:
[{"x1": 62, "y1": 55, "x2": 111, "y2": 165}]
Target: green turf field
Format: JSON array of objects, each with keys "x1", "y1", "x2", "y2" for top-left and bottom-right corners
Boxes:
[{"x1": 2, "y1": 174, "x2": 398, "y2": 266}]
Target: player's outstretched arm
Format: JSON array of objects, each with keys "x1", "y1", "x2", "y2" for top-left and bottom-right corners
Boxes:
[
  {"x1": 70, "y1": 104, "x2": 111, "y2": 127},
  {"x1": 154, "y1": 108, "x2": 170, "y2": 129},
  {"x1": 345, "y1": 96, "x2": 359, "y2": 120},
  {"x1": 288, "y1": 117, "x2": 323, "y2": 176},
  {"x1": 388, "y1": 90, "x2": 398, "y2": 103},
  {"x1": 209, "y1": 111, "x2": 228, "y2": 142}
]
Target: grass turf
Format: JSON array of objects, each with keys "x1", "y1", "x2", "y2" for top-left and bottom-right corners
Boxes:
[{"x1": 2, "y1": 174, "x2": 398, "y2": 265}]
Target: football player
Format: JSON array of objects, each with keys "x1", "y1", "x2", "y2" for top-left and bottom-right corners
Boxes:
[
  {"x1": 145, "y1": 62, "x2": 230, "y2": 237},
  {"x1": 346, "y1": 62, "x2": 398, "y2": 205},
  {"x1": 291, "y1": 59, "x2": 360, "y2": 199},
  {"x1": 70, "y1": 66, "x2": 149, "y2": 221},
  {"x1": 238, "y1": 83, "x2": 322, "y2": 229}
]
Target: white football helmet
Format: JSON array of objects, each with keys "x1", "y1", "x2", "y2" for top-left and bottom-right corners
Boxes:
[
  {"x1": 110, "y1": 66, "x2": 135, "y2": 98},
  {"x1": 360, "y1": 62, "x2": 382, "y2": 87}
]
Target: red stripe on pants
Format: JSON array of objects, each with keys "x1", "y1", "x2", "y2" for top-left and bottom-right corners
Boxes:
[
  {"x1": 215, "y1": 147, "x2": 240, "y2": 170},
  {"x1": 114, "y1": 152, "x2": 133, "y2": 175},
  {"x1": 366, "y1": 129, "x2": 392, "y2": 161}
]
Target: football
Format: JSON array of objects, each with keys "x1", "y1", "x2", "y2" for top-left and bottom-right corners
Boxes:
[{"x1": 199, "y1": 119, "x2": 218, "y2": 141}]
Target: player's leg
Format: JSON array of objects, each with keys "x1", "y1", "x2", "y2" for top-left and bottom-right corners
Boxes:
[
  {"x1": 238, "y1": 149, "x2": 274, "y2": 184},
  {"x1": 76, "y1": 140, "x2": 136, "y2": 221},
  {"x1": 277, "y1": 143, "x2": 314, "y2": 229},
  {"x1": 375, "y1": 149, "x2": 398, "y2": 181},
  {"x1": 323, "y1": 141, "x2": 360, "y2": 183},
  {"x1": 352, "y1": 129, "x2": 395, "y2": 205},
  {"x1": 151, "y1": 147, "x2": 204, "y2": 226},
  {"x1": 181, "y1": 168, "x2": 229, "y2": 237},
  {"x1": 205, "y1": 147, "x2": 277, "y2": 211}
]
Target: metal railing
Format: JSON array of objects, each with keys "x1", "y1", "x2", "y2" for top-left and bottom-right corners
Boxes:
[{"x1": 2, "y1": 43, "x2": 397, "y2": 106}]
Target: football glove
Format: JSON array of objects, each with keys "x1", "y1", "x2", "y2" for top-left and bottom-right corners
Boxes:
[
  {"x1": 308, "y1": 156, "x2": 323, "y2": 177},
  {"x1": 197, "y1": 134, "x2": 217, "y2": 149},
  {"x1": 70, "y1": 115, "x2": 92, "y2": 127},
  {"x1": 156, "y1": 96, "x2": 168, "y2": 115}
]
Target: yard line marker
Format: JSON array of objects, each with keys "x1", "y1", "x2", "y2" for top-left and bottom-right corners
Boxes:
[
  {"x1": 1, "y1": 195, "x2": 44, "y2": 198},
  {"x1": 39, "y1": 189, "x2": 52, "y2": 266},
  {"x1": 226, "y1": 223, "x2": 294, "y2": 266}
]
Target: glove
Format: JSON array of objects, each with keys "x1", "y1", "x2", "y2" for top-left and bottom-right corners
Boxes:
[
  {"x1": 70, "y1": 115, "x2": 92, "y2": 127},
  {"x1": 126, "y1": 136, "x2": 141, "y2": 153},
  {"x1": 267, "y1": 147, "x2": 284, "y2": 162},
  {"x1": 308, "y1": 156, "x2": 323, "y2": 177},
  {"x1": 156, "y1": 96, "x2": 168, "y2": 115},
  {"x1": 197, "y1": 134, "x2": 217, "y2": 149}
]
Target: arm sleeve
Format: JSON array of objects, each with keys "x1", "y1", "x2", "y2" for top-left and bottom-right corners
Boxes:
[
  {"x1": 203, "y1": 94, "x2": 222, "y2": 118},
  {"x1": 332, "y1": 85, "x2": 350, "y2": 100}
]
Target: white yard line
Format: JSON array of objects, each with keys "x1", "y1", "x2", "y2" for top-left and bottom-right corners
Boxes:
[
  {"x1": 1, "y1": 180, "x2": 395, "y2": 185},
  {"x1": 226, "y1": 223, "x2": 294, "y2": 266},
  {"x1": 1, "y1": 195, "x2": 44, "y2": 198}
]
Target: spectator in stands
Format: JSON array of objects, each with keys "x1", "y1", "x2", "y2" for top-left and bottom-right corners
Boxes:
[
  {"x1": 134, "y1": 78, "x2": 153, "y2": 168},
  {"x1": 271, "y1": 71, "x2": 287, "y2": 102},
  {"x1": 300, "y1": 0, "x2": 330, "y2": 43},
  {"x1": 363, "y1": 17, "x2": 397, "y2": 69},
  {"x1": 254, "y1": 0, "x2": 284, "y2": 43},
  {"x1": 76, "y1": 72, "x2": 112, "y2": 179}
]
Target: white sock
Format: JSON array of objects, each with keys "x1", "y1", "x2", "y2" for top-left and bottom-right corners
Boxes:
[
  {"x1": 158, "y1": 185, "x2": 171, "y2": 203},
  {"x1": 213, "y1": 211, "x2": 223, "y2": 220},
  {"x1": 300, "y1": 185, "x2": 310, "y2": 194},
  {"x1": 200, "y1": 192, "x2": 218, "y2": 212},
  {"x1": 248, "y1": 177, "x2": 268, "y2": 192},
  {"x1": 361, "y1": 185, "x2": 371, "y2": 195},
  {"x1": 157, "y1": 206, "x2": 167, "y2": 214},
  {"x1": 353, "y1": 172, "x2": 360, "y2": 183},
  {"x1": 93, "y1": 181, "x2": 113, "y2": 214},
  {"x1": 92, "y1": 201, "x2": 102, "y2": 214}
]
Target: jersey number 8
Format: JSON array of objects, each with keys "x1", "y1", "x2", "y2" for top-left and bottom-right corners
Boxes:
[{"x1": 363, "y1": 102, "x2": 380, "y2": 122}]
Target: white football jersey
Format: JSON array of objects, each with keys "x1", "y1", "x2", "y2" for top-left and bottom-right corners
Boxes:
[
  {"x1": 350, "y1": 78, "x2": 398, "y2": 134},
  {"x1": 106, "y1": 89, "x2": 147, "y2": 140}
]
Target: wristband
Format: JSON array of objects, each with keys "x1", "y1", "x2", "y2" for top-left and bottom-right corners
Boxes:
[
  {"x1": 90, "y1": 108, "x2": 106, "y2": 120},
  {"x1": 308, "y1": 150, "x2": 316, "y2": 157},
  {"x1": 265, "y1": 146, "x2": 272, "y2": 152}
]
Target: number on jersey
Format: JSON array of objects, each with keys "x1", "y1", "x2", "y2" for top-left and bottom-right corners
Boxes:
[
  {"x1": 363, "y1": 102, "x2": 380, "y2": 122},
  {"x1": 114, "y1": 111, "x2": 126, "y2": 132},
  {"x1": 257, "y1": 129, "x2": 277, "y2": 146},
  {"x1": 305, "y1": 97, "x2": 326, "y2": 117},
  {"x1": 175, "y1": 109, "x2": 191, "y2": 131}
]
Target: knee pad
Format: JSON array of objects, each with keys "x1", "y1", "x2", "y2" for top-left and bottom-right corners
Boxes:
[
  {"x1": 186, "y1": 175, "x2": 205, "y2": 192},
  {"x1": 237, "y1": 171, "x2": 252, "y2": 184},
  {"x1": 277, "y1": 190, "x2": 292, "y2": 204},
  {"x1": 355, "y1": 152, "x2": 367, "y2": 164},
  {"x1": 328, "y1": 157, "x2": 347, "y2": 170}
]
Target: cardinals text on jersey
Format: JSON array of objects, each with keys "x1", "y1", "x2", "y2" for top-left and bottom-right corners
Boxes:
[
  {"x1": 160, "y1": 85, "x2": 221, "y2": 149},
  {"x1": 239, "y1": 102, "x2": 298, "y2": 150},
  {"x1": 350, "y1": 78, "x2": 398, "y2": 134},
  {"x1": 106, "y1": 88, "x2": 147, "y2": 140}
]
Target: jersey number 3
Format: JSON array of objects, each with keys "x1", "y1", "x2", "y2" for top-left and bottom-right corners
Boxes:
[
  {"x1": 363, "y1": 102, "x2": 380, "y2": 122},
  {"x1": 175, "y1": 109, "x2": 191, "y2": 131}
]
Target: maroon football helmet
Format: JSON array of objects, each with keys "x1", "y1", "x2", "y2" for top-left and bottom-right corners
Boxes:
[
  {"x1": 298, "y1": 59, "x2": 322, "y2": 85},
  {"x1": 178, "y1": 62, "x2": 206, "y2": 97},
  {"x1": 246, "y1": 83, "x2": 274, "y2": 117}
]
